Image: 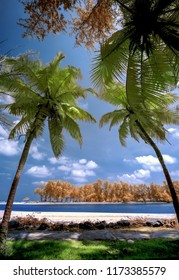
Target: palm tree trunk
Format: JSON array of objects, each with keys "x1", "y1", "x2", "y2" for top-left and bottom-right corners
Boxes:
[
  {"x1": 135, "y1": 120, "x2": 179, "y2": 223},
  {"x1": 0, "y1": 133, "x2": 34, "y2": 247}
]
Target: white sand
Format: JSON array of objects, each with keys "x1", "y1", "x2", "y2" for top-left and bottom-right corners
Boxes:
[{"x1": 0, "y1": 211, "x2": 176, "y2": 223}]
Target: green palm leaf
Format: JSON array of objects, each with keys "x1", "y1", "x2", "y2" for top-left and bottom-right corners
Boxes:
[
  {"x1": 63, "y1": 116, "x2": 82, "y2": 147},
  {"x1": 118, "y1": 117, "x2": 129, "y2": 146},
  {"x1": 48, "y1": 117, "x2": 64, "y2": 158}
]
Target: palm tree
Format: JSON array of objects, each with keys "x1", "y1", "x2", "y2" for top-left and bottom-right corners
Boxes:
[
  {"x1": 90, "y1": 0, "x2": 179, "y2": 222},
  {"x1": 115, "y1": 0, "x2": 179, "y2": 55},
  {"x1": 0, "y1": 52, "x2": 96, "y2": 248},
  {"x1": 99, "y1": 81, "x2": 179, "y2": 222},
  {"x1": 91, "y1": 0, "x2": 178, "y2": 88}
]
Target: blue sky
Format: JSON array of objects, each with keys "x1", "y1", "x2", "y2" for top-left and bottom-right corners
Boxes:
[{"x1": 0, "y1": 0, "x2": 179, "y2": 201}]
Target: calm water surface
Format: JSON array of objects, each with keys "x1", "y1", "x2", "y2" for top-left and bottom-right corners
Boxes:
[{"x1": 0, "y1": 203, "x2": 175, "y2": 214}]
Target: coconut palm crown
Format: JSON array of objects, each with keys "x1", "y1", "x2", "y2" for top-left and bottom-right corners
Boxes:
[
  {"x1": 116, "y1": 0, "x2": 179, "y2": 55},
  {"x1": 0, "y1": 52, "x2": 96, "y2": 155},
  {"x1": 0, "y1": 52, "x2": 96, "y2": 249},
  {"x1": 91, "y1": 0, "x2": 178, "y2": 88},
  {"x1": 99, "y1": 82, "x2": 179, "y2": 145}
]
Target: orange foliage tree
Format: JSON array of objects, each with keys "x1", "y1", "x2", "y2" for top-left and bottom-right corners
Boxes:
[
  {"x1": 34, "y1": 179, "x2": 178, "y2": 203},
  {"x1": 18, "y1": 0, "x2": 119, "y2": 47}
]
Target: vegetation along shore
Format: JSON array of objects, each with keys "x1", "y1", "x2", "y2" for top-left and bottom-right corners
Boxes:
[{"x1": 34, "y1": 179, "x2": 179, "y2": 203}]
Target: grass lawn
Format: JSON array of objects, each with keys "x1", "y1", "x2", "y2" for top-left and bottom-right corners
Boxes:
[{"x1": 1, "y1": 238, "x2": 179, "y2": 260}]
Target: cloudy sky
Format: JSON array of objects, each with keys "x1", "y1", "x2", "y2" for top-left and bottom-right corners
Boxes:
[{"x1": 0, "y1": 0, "x2": 179, "y2": 201}]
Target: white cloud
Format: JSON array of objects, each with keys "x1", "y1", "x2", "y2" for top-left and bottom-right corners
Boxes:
[
  {"x1": 56, "y1": 157, "x2": 98, "y2": 183},
  {"x1": 0, "y1": 125, "x2": 8, "y2": 138},
  {"x1": 133, "y1": 169, "x2": 150, "y2": 179},
  {"x1": 58, "y1": 165, "x2": 71, "y2": 172},
  {"x1": 48, "y1": 156, "x2": 98, "y2": 183},
  {"x1": 0, "y1": 94, "x2": 14, "y2": 104},
  {"x1": 78, "y1": 100, "x2": 88, "y2": 110},
  {"x1": 86, "y1": 160, "x2": 98, "y2": 169},
  {"x1": 48, "y1": 156, "x2": 70, "y2": 165},
  {"x1": 171, "y1": 170, "x2": 179, "y2": 178},
  {"x1": 71, "y1": 169, "x2": 95, "y2": 178},
  {"x1": 136, "y1": 154, "x2": 176, "y2": 172},
  {"x1": 0, "y1": 139, "x2": 20, "y2": 156},
  {"x1": 163, "y1": 154, "x2": 177, "y2": 164},
  {"x1": 168, "y1": 128, "x2": 176, "y2": 133},
  {"x1": 118, "y1": 169, "x2": 150, "y2": 184},
  {"x1": 30, "y1": 144, "x2": 46, "y2": 160},
  {"x1": 71, "y1": 177, "x2": 89, "y2": 183},
  {"x1": 32, "y1": 181, "x2": 47, "y2": 185},
  {"x1": 26, "y1": 165, "x2": 52, "y2": 178},
  {"x1": 79, "y1": 159, "x2": 87, "y2": 164},
  {"x1": 168, "y1": 127, "x2": 179, "y2": 138}
]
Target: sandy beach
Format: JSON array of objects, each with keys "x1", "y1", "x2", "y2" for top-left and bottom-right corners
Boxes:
[{"x1": 0, "y1": 211, "x2": 176, "y2": 224}]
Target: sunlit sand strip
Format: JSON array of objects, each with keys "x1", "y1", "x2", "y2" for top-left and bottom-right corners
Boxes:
[{"x1": 0, "y1": 211, "x2": 176, "y2": 223}]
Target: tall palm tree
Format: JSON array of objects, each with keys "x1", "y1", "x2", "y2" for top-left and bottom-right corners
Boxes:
[
  {"x1": 115, "y1": 0, "x2": 179, "y2": 55},
  {"x1": 91, "y1": 0, "x2": 178, "y2": 89},
  {"x1": 0, "y1": 52, "x2": 96, "y2": 248},
  {"x1": 99, "y1": 81, "x2": 179, "y2": 222}
]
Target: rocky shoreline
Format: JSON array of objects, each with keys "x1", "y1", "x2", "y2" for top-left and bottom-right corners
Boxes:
[{"x1": 7, "y1": 215, "x2": 177, "y2": 232}]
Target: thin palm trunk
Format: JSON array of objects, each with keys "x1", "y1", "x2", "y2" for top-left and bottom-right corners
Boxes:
[
  {"x1": 136, "y1": 120, "x2": 179, "y2": 223},
  {"x1": 0, "y1": 133, "x2": 34, "y2": 247}
]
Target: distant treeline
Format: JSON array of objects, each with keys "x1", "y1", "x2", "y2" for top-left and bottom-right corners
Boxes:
[{"x1": 34, "y1": 179, "x2": 179, "y2": 203}]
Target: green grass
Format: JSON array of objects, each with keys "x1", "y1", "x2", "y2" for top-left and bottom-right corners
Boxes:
[{"x1": 1, "y1": 239, "x2": 179, "y2": 260}]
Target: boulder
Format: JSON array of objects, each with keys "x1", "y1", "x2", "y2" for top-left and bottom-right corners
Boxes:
[
  {"x1": 94, "y1": 221, "x2": 107, "y2": 229},
  {"x1": 37, "y1": 222, "x2": 50, "y2": 230},
  {"x1": 106, "y1": 222, "x2": 118, "y2": 229},
  {"x1": 117, "y1": 220, "x2": 130, "y2": 227},
  {"x1": 8, "y1": 220, "x2": 21, "y2": 229},
  {"x1": 146, "y1": 220, "x2": 163, "y2": 227},
  {"x1": 128, "y1": 239, "x2": 134, "y2": 244},
  {"x1": 79, "y1": 221, "x2": 94, "y2": 230}
]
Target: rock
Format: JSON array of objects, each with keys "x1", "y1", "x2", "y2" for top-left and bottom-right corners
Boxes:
[
  {"x1": 8, "y1": 220, "x2": 21, "y2": 229},
  {"x1": 107, "y1": 222, "x2": 119, "y2": 229},
  {"x1": 51, "y1": 223, "x2": 69, "y2": 231},
  {"x1": 127, "y1": 239, "x2": 134, "y2": 244},
  {"x1": 79, "y1": 221, "x2": 94, "y2": 230},
  {"x1": 146, "y1": 221, "x2": 155, "y2": 227},
  {"x1": 94, "y1": 221, "x2": 107, "y2": 229},
  {"x1": 68, "y1": 223, "x2": 79, "y2": 230},
  {"x1": 146, "y1": 221, "x2": 163, "y2": 227},
  {"x1": 37, "y1": 223, "x2": 50, "y2": 230},
  {"x1": 118, "y1": 238, "x2": 125, "y2": 242},
  {"x1": 165, "y1": 223, "x2": 173, "y2": 228},
  {"x1": 117, "y1": 220, "x2": 130, "y2": 227},
  {"x1": 156, "y1": 220, "x2": 163, "y2": 226}
]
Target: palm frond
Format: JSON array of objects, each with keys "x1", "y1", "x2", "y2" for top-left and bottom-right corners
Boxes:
[
  {"x1": 126, "y1": 54, "x2": 143, "y2": 107},
  {"x1": 118, "y1": 117, "x2": 129, "y2": 146},
  {"x1": 99, "y1": 111, "x2": 119, "y2": 128},
  {"x1": 63, "y1": 116, "x2": 82, "y2": 147},
  {"x1": 99, "y1": 83, "x2": 127, "y2": 106},
  {"x1": 90, "y1": 30, "x2": 129, "y2": 87},
  {"x1": 8, "y1": 117, "x2": 30, "y2": 139},
  {"x1": 48, "y1": 117, "x2": 64, "y2": 158},
  {"x1": 3, "y1": 55, "x2": 47, "y2": 93},
  {"x1": 66, "y1": 105, "x2": 96, "y2": 123}
]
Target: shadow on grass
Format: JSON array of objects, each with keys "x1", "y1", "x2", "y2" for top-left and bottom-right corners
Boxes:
[{"x1": 1, "y1": 239, "x2": 179, "y2": 260}]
